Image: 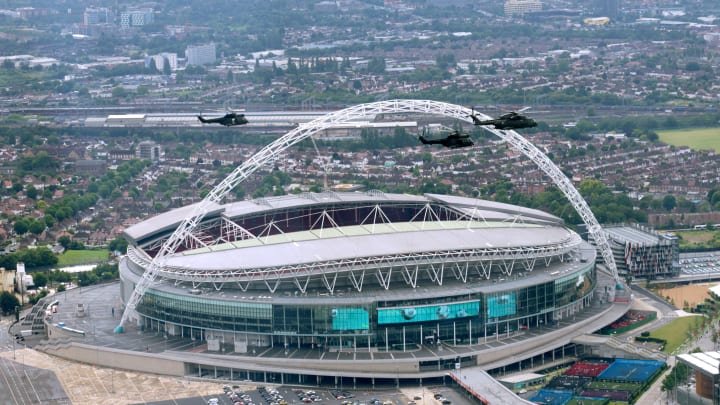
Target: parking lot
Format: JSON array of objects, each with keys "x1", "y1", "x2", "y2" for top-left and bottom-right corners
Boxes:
[
  {"x1": 143, "y1": 384, "x2": 474, "y2": 405},
  {"x1": 680, "y1": 253, "x2": 720, "y2": 275}
]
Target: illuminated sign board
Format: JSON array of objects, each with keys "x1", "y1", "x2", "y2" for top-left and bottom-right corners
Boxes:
[
  {"x1": 331, "y1": 308, "x2": 370, "y2": 330},
  {"x1": 486, "y1": 293, "x2": 516, "y2": 318},
  {"x1": 377, "y1": 301, "x2": 480, "y2": 325}
]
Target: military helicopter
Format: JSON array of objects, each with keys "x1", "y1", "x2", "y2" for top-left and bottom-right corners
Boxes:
[
  {"x1": 469, "y1": 107, "x2": 537, "y2": 130},
  {"x1": 419, "y1": 130, "x2": 474, "y2": 149},
  {"x1": 197, "y1": 112, "x2": 249, "y2": 127}
]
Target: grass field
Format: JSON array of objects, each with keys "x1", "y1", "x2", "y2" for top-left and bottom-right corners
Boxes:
[
  {"x1": 657, "y1": 128, "x2": 720, "y2": 152},
  {"x1": 57, "y1": 249, "x2": 109, "y2": 267},
  {"x1": 648, "y1": 316, "x2": 705, "y2": 353},
  {"x1": 675, "y1": 230, "x2": 715, "y2": 244}
]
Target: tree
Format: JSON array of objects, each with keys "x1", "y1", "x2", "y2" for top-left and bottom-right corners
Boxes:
[
  {"x1": 162, "y1": 57, "x2": 172, "y2": 76},
  {"x1": 28, "y1": 218, "x2": 46, "y2": 235},
  {"x1": 108, "y1": 237, "x2": 128, "y2": 254},
  {"x1": 13, "y1": 219, "x2": 28, "y2": 235},
  {"x1": 435, "y1": 53, "x2": 456, "y2": 70},
  {"x1": 148, "y1": 58, "x2": 158, "y2": 73},
  {"x1": 77, "y1": 271, "x2": 99, "y2": 287},
  {"x1": 111, "y1": 86, "x2": 128, "y2": 99},
  {"x1": 26, "y1": 185, "x2": 38, "y2": 200},
  {"x1": 663, "y1": 195, "x2": 677, "y2": 212},
  {"x1": 58, "y1": 235, "x2": 71, "y2": 249},
  {"x1": 33, "y1": 272, "x2": 47, "y2": 288},
  {"x1": 0, "y1": 291, "x2": 20, "y2": 315},
  {"x1": 367, "y1": 57, "x2": 386, "y2": 74}
]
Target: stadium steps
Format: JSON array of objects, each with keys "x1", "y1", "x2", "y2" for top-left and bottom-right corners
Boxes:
[
  {"x1": 606, "y1": 336, "x2": 666, "y2": 361},
  {"x1": 19, "y1": 295, "x2": 55, "y2": 335},
  {"x1": 32, "y1": 338, "x2": 75, "y2": 352}
]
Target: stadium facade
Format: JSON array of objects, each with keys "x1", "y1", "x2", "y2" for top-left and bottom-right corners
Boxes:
[{"x1": 119, "y1": 192, "x2": 613, "y2": 381}]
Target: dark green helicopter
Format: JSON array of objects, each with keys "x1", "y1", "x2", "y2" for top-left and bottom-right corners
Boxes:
[
  {"x1": 470, "y1": 108, "x2": 537, "y2": 130},
  {"x1": 197, "y1": 112, "x2": 248, "y2": 127},
  {"x1": 419, "y1": 129, "x2": 474, "y2": 149}
]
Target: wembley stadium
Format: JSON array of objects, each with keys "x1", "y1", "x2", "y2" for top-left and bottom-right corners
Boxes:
[
  {"x1": 106, "y1": 100, "x2": 633, "y2": 387},
  {"x1": 116, "y1": 191, "x2": 625, "y2": 384}
]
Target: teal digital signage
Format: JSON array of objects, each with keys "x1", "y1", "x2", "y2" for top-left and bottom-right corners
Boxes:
[
  {"x1": 486, "y1": 293, "x2": 516, "y2": 318},
  {"x1": 331, "y1": 308, "x2": 370, "y2": 330},
  {"x1": 377, "y1": 301, "x2": 480, "y2": 325}
]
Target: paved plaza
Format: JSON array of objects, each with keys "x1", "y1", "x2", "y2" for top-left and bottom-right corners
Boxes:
[
  {"x1": 0, "y1": 348, "x2": 229, "y2": 404},
  {"x1": 0, "y1": 283, "x2": 229, "y2": 404}
]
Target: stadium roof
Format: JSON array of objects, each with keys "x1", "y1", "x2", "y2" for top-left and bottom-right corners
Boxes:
[
  {"x1": 123, "y1": 201, "x2": 224, "y2": 242},
  {"x1": 124, "y1": 192, "x2": 564, "y2": 244},
  {"x1": 166, "y1": 221, "x2": 572, "y2": 271}
]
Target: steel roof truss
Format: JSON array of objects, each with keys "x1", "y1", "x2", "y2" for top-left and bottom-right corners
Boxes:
[
  {"x1": 293, "y1": 274, "x2": 310, "y2": 294},
  {"x1": 360, "y1": 204, "x2": 397, "y2": 233},
  {"x1": 467, "y1": 206, "x2": 491, "y2": 226},
  {"x1": 143, "y1": 238, "x2": 166, "y2": 251},
  {"x1": 258, "y1": 220, "x2": 292, "y2": 244},
  {"x1": 474, "y1": 262, "x2": 492, "y2": 279},
  {"x1": 320, "y1": 267, "x2": 338, "y2": 294},
  {"x1": 310, "y1": 209, "x2": 345, "y2": 237},
  {"x1": 452, "y1": 261, "x2": 469, "y2": 283},
  {"x1": 501, "y1": 259, "x2": 515, "y2": 276},
  {"x1": 235, "y1": 280, "x2": 251, "y2": 292},
  {"x1": 400, "y1": 263, "x2": 419, "y2": 288},
  {"x1": 220, "y1": 218, "x2": 258, "y2": 243},
  {"x1": 347, "y1": 269, "x2": 365, "y2": 292},
  {"x1": 426, "y1": 259, "x2": 445, "y2": 285},
  {"x1": 263, "y1": 277, "x2": 281, "y2": 293},
  {"x1": 375, "y1": 265, "x2": 392, "y2": 290},
  {"x1": 185, "y1": 233, "x2": 209, "y2": 250},
  {"x1": 411, "y1": 204, "x2": 444, "y2": 230},
  {"x1": 523, "y1": 257, "x2": 537, "y2": 272}
]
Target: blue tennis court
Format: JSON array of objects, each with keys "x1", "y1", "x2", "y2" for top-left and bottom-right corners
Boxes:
[
  {"x1": 528, "y1": 389, "x2": 573, "y2": 405},
  {"x1": 598, "y1": 358, "x2": 665, "y2": 382}
]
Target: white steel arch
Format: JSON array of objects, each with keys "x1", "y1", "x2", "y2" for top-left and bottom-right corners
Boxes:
[{"x1": 116, "y1": 99, "x2": 619, "y2": 331}]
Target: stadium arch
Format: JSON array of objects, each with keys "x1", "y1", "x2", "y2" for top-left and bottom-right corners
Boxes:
[{"x1": 116, "y1": 99, "x2": 620, "y2": 332}]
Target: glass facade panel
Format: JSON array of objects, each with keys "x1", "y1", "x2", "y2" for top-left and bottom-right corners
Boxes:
[
  {"x1": 128, "y1": 264, "x2": 596, "y2": 347},
  {"x1": 138, "y1": 290, "x2": 273, "y2": 333},
  {"x1": 554, "y1": 267, "x2": 595, "y2": 308}
]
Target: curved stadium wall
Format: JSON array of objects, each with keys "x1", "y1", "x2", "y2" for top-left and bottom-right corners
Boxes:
[{"x1": 120, "y1": 192, "x2": 597, "y2": 353}]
